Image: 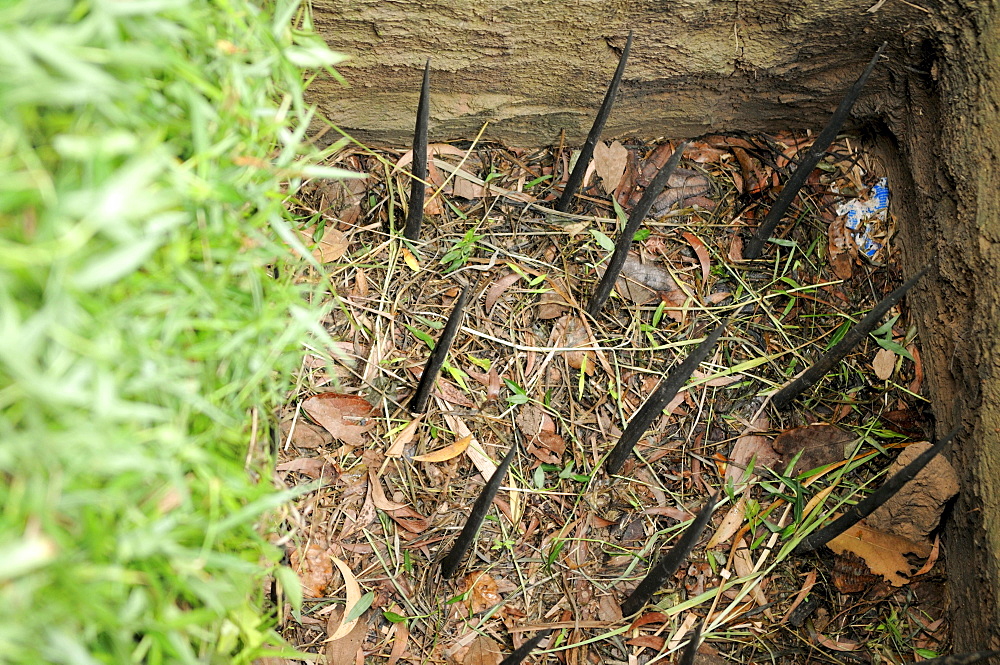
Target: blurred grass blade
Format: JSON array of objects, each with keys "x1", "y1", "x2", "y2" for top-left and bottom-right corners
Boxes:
[
  {"x1": 771, "y1": 265, "x2": 927, "y2": 409},
  {"x1": 439, "y1": 442, "x2": 519, "y2": 578},
  {"x1": 555, "y1": 30, "x2": 633, "y2": 212},
  {"x1": 619, "y1": 494, "x2": 718, "y2": 616},
  {"x1": 499, "y1": 628, "x2": 553, "y2": 665},
  {"x1": 587, "y1": 140, "x2": 689, "y2": 316},
  {"x1": 678, "y1": 620, "x2": 704, "y2": 665},
  {"x1": 605, "y1": 322, "x2": 726, "y2": 475},
  {"x1": 403, "y1": 60, "x2": 431, "y2": 241},
  {"x1": 408, "y1": 285, "x2": 471, "y2": 414},
  {"x1": 743, "y1": 42, "x2": 886, "y2": 260},
  {"x1": 794, "y1": 427, "x2": 957, "y2": 554}
]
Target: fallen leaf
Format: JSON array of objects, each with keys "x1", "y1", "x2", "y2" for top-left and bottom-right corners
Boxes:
[
  {"x1": 276, "y1": 457, "x2": 332, "y2": 481},
  {"x1": 826, "y1": 521, "x2": 932, "y2": 586},
  {"x1": 387, "y1": 505, "x2": 429, "y2": 534},
  {"x1": 290, "y1": 542, "x2": 331, "y2": 598},
  {"x1": 866, "y1": 442, "x2": 959, "y2": 543},
  {"x1": 280, "y1": 419, "x2": 331, "y2": 449},
  {"x1": 828, "y1": 216, "x2": 857, "y2": 280},
  {"x1": 450, "y1": 633, "x2": 502, "y2": 665},
  {"x1": 386, "y1": 415, "x2": 423, "y2": 457},
  {"x1": 814, "y1": 631, "x2": 860, "y2": 652},
  {"x1": 300, "y1": 228, "x2": 348, "y2": 264},
  {"x1": 328, "y1": 558, "x2": 362, "y2": 640},
  {"x1": 325, "y1": 605, "x2": 367, "y2": 665},
  {"x1": 772, "y1": 424, "x2": 854, "y2": 475},
  {"x1": 459, "y1": 571, "x2": 503, "y2": 614},
  {"x1": 725, "y1": 416, "x2": 779, "y2": 488},
  {"x1": 706, "y1": 490, "x2": 748, "y2": 548},
  {"x1": 872, "y1": 347, "x2": 896, "y2": 380},
  {"x1": 733, "y1": 539, "x2": 769, "y2": 609},
  {"x1": 402, "y1": 247, "x2": 420, "y2": 272},
  {"x1": 593, "y1": 140, "x2": 629, "y2": 196},
  {"x1": 680, "y1": 231, "x2": 711, "y2": 284},
  {"x1": 368, "y1": 469, "x2": 407, "y2": 511},
  {"x1": 537, "y1": 290, "x2": 569, "y2": 319},
  {"x1": 412, "y1": 434, "x2": 471, "y2": 462},
  {"x1": 560, "y1": 315, "x2": 594, "y2": 375},
  {"x1": 484, "y1": 272, "x2": 521, "y2": 313},
  {"x1": 302, "y1": 393, "x2": 374, "y2": 446}
]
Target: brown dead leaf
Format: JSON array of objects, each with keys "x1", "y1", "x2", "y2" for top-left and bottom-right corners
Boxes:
[
  {"x1": 386, "y1": 415, "x2": 423, "y2": 457},
  {"x1": 300, "y1": 228, "x2": 348, "y2": 264},
  {"x1": 325, "y1": 606, "x2": 367, "y2": 665},
  {"x1": 593, "y1": 140, "x2": 628, "y2": 196},
  {"x1": 459, "y1": 571, "x2": 503, "y2": 614},
  {"x1": 614, "y1": 253, "x2": 680, "y2": 305},
  {"x1": 554, "y1": 315, "x2": 594, "y2": 375},
  {"x1": 302, "y1": 393, "x2": 374, "y2": 446},
  {"x1": 867, "y1": 441, "x2": 959, "y2": 543},
  {"x1": 412, "y1": 435, "x2": 471, "y2": 462},
  {"x1": 680, "y1": 231, "x2": 711, "y2": 284},
  {"x1": 725, "y1": 415, "x2": 779, "y2": 488},
  {"x1": 485, "y1": 272, "x2": 521, "y2": 314},
  {"x1": 828, "y1": 216, "x2": 857, "y2": 280},
  {"x1": 386, "y1": 505, "x2": 429, "y2": 534},
  {"x1": 290, "y1": 542, "x2": 332, "y2": 598},
  {"x1": 328, "y1": 557, "x2": 363, "y2": 640},
  {"x1": 276, "y1": 457, "x2": 333, "y2": 481},
  {"x1": 450, "y1": 634, "x2": 502, "y2": 665},
  {"x1": 706, "y1": 490, "x2": 748, "y2": 548},
  {"x1": 872, "y1": 347, "x2": 896, "y2": 380},
  {"x1": 280, "y1": 418, "x2": 331, "y2": 449},
  {"x1": 826, "y1": 521, "x2": 932, "y2": 586},
  {"x1": 368, "y1": 469, "x2": 407, "y2": 511},
  {"x1": 772, "y1": 424, "x2": 854, "y2": 475}
]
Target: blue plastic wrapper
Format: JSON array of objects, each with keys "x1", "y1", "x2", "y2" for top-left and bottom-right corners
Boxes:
[{"x1": 837, "y1": 178, "x2": 889, "y2": 261}]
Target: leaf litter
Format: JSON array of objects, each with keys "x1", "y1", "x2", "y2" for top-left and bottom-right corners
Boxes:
[{"x1": 270, "y1": 132, "x2": 959, "y2": 664}]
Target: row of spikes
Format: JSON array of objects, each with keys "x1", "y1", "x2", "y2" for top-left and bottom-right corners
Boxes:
[{"x1": 391, "y1": 39, "x2": 990, "y2": 665}]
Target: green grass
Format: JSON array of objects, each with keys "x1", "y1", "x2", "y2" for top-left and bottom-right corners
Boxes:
[{"x1": 0, "y1": 1, "x2": 345, "y2": 662}]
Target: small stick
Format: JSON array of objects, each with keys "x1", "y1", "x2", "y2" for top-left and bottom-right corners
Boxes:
[
  {"x1": 555, "y1": 31, "x2": 634, "y2": 213},
  {"x1": 619, "y1": 493, "x2": 718, "y2": 616},
  {"x1": 743, "y1": 42, "x2": 887, "y2": 260},
  {"x1": 605, "y1": 321, "x2": 726, "y2": 476},
  {"x1": 678, "y1": 620, "x2": 704, "y2": 665},
  {"x1": 403, "y1": 60, "x2": 430, "y2": 241},
  {"x1": 499, "y1": 629, "x2": 553, "y2": 665},
  {"x1": 586, "y1": 140, "x2": 690, "y2": 316},
  {"x1": 439, "y1": 442, "x2": 519, "y2": 578},
  {"x1": 793, "y1": 426, "x2": 958, "y2": 554},
  {"x1": 408, "y1": 285, "x2": 471, "y2": 414},
  {"x1": 770, "y1": 264, "x2": 928, "y2": 410}
]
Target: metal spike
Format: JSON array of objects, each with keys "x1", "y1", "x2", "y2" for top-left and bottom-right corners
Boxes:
[
  {"x1": 556, "y1": 31, "x2": 634, "y2": 212},
  {"x1": 677, "y1": 620, "x2": 704, "y2": 665},
  {"x1": 743, "y1": 42, "x2": 887, "y2": 260},
  {"x1": 770, "y1": 265, "x2": 927, "y2": 410},
  {"x1": 586, "y1": 140, "x2": 689, "y2": 316},
  {"x1": 499, "y1": 629, "x2": 553, "y2": 665},
  {"x1": 605, "y1": 322, "x2": 726, "y2": 476},
  {"x1": 794, "y1": 427, "x2": 958, "y2": 554},
  {"x1": 439, "y1": 442, "x2": 519, "y2": 578},
  {"x1": 403, "y1": 60, "x2": 431, "y2": 241},
  {"x1": 408, "y1": 286, "x2": 471, "y2": 414},
  {"x1": 619, "y1": 494, "x2": 718, "y2": 616}
]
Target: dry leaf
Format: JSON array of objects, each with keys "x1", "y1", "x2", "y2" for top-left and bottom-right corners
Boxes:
[
  {"x1": 402, "y1": 247, "x2": 420, "y2": 272},
  {"x1": 872, "y1": 347, "x2": 896, "y2": 380},
  {"x1": 412, "y1": 434, "x2": 471, "y2": 462},
  {"x1": 276, "y1": 457, "x2": 332, "y2": 480},
  {"x1": 706, "y1": 490, "x2": 748, "y2": 548},
  {"x1": 368, "y1": 469, "x2": 407, "y2": 510},
  {"x1": 772, "y1": 424, "x2": 854, "y2": 475},
  {"x1": 325, "y1": 606, "x2": 367, "y2": 665},
  {"x1": 537, "y1": 290, "x2": 569, "y2": 320},
  {"x1": 733, "y1": 539, "x2": 768, "y2": 609},
  {"x1": 828, "y1": 216, "x2": 857, "y2": 280},
  {"x1": 290, "y1": 542, "x2": 332, "y2": 598},
  {"x1": 725, "y1": 415, "x2": 779, "y2": 488},
  {"x1": 593, "y1": 140, "x2": 628, "y2": 196},
  {"x1": 386, "y1": 415, "x2": 423, "y2": 457},
  {"x1": 280, "y1": 419, "x2": 331, "y2": 449},
  {"x1": 614, "y1": 253, "x2": 679, "y2": 305},
  {"x1": 560, "y1": 315, "x2": 594, "y2": 375},
  {"x1": 450, "y1": 633, "x2": 502, "y2": 665},
  {"x1": 826, "y1": 521, "x2": 932, "y2": 586},
  {"x1": 866, "y1": 441, "x2": 959, "y2": 543},
  {"x1": 680, "y1": 231, "x2": 711, "y2": 283},
  {"x1": 302, "y1": 393, "x2": 374, "y2": 446},
  {"x1": 484, "y1": 272, "x2": 521, "y2": 313},
  {"x1": 300, "y1": 228, "x2": 348, "y2": 264},
  {"x1": 328, "y1": 558, "x2": 362, "y2": 640},
  {"x1": 459, "y1": 571, "x2": 503, "y2": 614}
]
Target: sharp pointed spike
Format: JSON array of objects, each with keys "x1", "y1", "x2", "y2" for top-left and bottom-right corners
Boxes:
[
  {"x1": 620, "y1": 494, "x2": 718, "y2": 616},
  {"x1": 499, "y1": 629, "x2": 553, "y2": 665},
  {"x1": 439, "y1": 442, "x2": 519, "y2": 578},
  {"x1": 605, "y1": 321, "x2": 726, "y2": 475},
  {"x1": 556, "y1": 30, "x2": 634, "y2": 212},
  {"x1": 794, "y1": 427, "x2": 958, "y2": 554},
  {"x1": 744, "y1": 42, "x2": 886, "y2": 259},
  {"x1": 403, "y1": 59, "x2": 431, "y2": 241},
  {"x1": 677, "y1": 620, "x2": 704, "y2": 665},
  {"x1": 771, "y1": 264, "x2": 927, "y2": 409},
  {"x1": 408, "y1": 286, "x2": 470, "y2": 414},
  {"x1": 587, "y1": 139, "x2": 689, "y2": 316}
]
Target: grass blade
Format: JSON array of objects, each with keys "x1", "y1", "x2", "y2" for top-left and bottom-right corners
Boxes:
[
  {"x1": 619, "y1": 494, "x2": 718, "y2": 616},
  {"x1": 408, "y1": 285, "x2": 471, "y2": 414},
  {"x1": 605, "y1": 322, "x2": 726, "y2": 475},
  {"x1": 743, "y1": 42, "x2": 886, "y2": 260},
  {"x1": 586, "y1": 139, "x2": 690, "y2": 316},
  {"x1": 499, "y1": 629, "x2": 553, "y2": 665},
  {"x1": 793, "y1": 427, "x2": 958, "y2": 554},
  {"x1": 770, "y1": 265, "x2": 927, "y2": 410},
  {"x1": 678, "y1": 620, "x2": 704, "y2": 665},
  {"x1": 403, "y1": 60, "x2": 430, "y2": 241},
  {"x1": 555, "y1": 31, "x2": 634, "y2": 212},
  {"x1": 439, "y1": 442, "x2": 519, "y2": 578}
]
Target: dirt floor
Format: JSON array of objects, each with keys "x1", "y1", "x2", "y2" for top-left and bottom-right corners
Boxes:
[{"x1": 267, "y1": 132, "x2": 958, "y2": 664}]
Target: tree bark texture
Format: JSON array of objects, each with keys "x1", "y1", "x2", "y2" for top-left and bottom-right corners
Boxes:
[{"x1": 311, "y1": 0, "x2": 1000, "y2": 650}]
